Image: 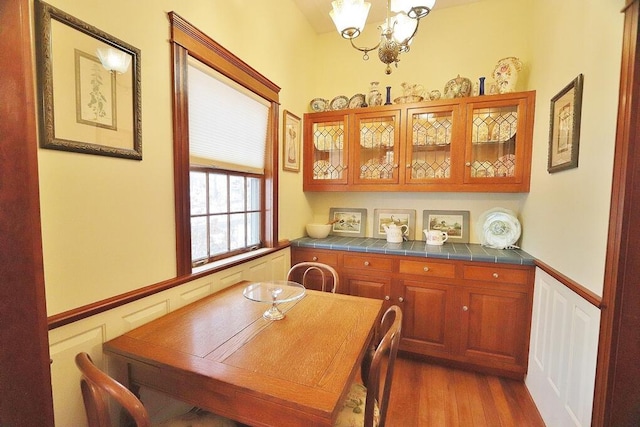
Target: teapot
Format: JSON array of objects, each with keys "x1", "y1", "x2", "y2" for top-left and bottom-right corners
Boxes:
[{"x1": 383, "y1": 223, "x2": 409, "y2": 243}]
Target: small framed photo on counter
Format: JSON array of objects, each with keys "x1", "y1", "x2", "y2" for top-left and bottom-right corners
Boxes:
[
  {"x1": 423, "y1": 210, "x2": 470, "y2": 243},
  {"x1": 328, "y1": 207, "x2": 367, "y2": 237},
  {"x1": 374, "y1": 209, "x2": 416, "y2": 240}
]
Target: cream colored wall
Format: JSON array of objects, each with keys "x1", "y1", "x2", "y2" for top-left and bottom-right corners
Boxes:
[
  {"x1": 302, "y1": 0, "x2": 533, "y2": 241},
  {"x1": 37, "y1": 0, "x2": 316, "y2": 315},
  {"x1": 522, "y1": 0, "x2": 623, "y2": 295}
]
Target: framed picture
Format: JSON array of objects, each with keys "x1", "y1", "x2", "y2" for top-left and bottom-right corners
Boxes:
[
  {"x1": 373, "y1": 209, "x2": 416, "y2": 240},
  {"x1": 328, "y1": 208, "x2": 367, "y2": 237},
  {"x1": 547, "y1": 74, "x2": 583, "y2": 173},
  {"x1": 35, "y1": 0, "x2": 142, "y2": 160},
  {"x1": 283, "y1": 110, "x2": 301, "y2": 172},
  {"x1": 422, "y1": 210, "x2": 470, "y2": 243}
]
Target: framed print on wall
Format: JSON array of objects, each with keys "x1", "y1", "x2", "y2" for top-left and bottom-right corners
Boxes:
[
  {"x1": 373, "y1": 209, "x2": 416, "y2": 240},
  {"x1": 547, "y1": 74, "x2": 583, "y2": 173},
  {"x1": 422, "y1": 210, "x2": 470, "y2": 243},
  {"x1": 35, "y1": 0, "x2": 142, "y2": 160},
  {"x1": 328, "y1": 208, "x2": 367, "y2": 237},
  {"x1": 283, "y1": 110, "x2": 301, "y2": 172}
]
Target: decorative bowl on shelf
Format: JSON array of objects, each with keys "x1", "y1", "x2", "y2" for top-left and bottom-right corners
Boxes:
[
  {"x1": 306, "y1": 223, "x2": 331, "y2": 239},
  {"x1": 394, "y1": 95, "x2": 424, "y2": 104}
]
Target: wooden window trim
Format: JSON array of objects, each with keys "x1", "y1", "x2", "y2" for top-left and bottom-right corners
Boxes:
[{"x1": 169, "y1": 12, "x2": 281, "y2": 276}]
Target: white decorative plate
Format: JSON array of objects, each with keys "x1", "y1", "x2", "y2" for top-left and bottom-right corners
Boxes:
[
  {"x1": 313, "y1": 160, "x2": 340, "y2": 180},
  {"x1": 348, "y1": 94, "x2": 366, "y2": 109},
  {"x1": 330, "y1": 95, "x2": 349, "y2": 111},
  {"x1": 477, "y1": 208, "x2": 521, "y2": 249},
  {"x1": 310, "y1": 98, "x2": 328, "y2": 112}
]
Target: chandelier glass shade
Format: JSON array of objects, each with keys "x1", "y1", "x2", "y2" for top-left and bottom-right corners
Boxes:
[{"x1": 330, "y1": 0, "x2": 435, "y2": 74}]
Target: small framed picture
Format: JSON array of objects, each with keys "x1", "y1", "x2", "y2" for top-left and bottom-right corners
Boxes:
[
  {"x1": 283, "y1": 110, "x2": 301, "y2": 172},
  {"x1": 548, "y1": 74, "x2": 583, "y2": 173},
  {"x1": 422, "y1": 210, "x2": 470, "y2": 243},
  {"x1": 373, "y1": 209, "x2": 416, "y2": 240},
  {"x1": 328, "y1": 208, "x2": 367, "y2": 237}
]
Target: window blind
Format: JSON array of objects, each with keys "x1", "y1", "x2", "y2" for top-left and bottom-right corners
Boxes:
[{"x1": 188, "y1": 57, "x2": 269, "y2": 174}]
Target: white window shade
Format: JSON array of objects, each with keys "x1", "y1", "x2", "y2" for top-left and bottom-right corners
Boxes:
[{"x1": 188, "y1": 58, "x2": 270, "y2": 174}]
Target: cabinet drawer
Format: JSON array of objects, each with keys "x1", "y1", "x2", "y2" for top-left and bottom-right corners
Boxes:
[
  {"x1": 343, "y1": 254, "x2": 392, "y2": 272},
  {"x1": 399, "y1": 260, "x2": 456, "y2": 279},
  {"x1": 462, "y1": 265, "x2": 530, "y2": 285},
  {"x1": 291, "y1": 250, "x2": 338, "y2": 266}
]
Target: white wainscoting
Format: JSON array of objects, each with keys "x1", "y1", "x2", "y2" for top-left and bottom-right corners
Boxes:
[
  {"x1": 48, "y1": 248, "x2": 289, "y2": 427},
  {"x1": 526, "y1": 267, "x2": 601, "y2": 427}
]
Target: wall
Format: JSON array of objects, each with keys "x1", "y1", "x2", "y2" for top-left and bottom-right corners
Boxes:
[
  {"x1": 303, "y1": 0, "x2": 534, "y2": 241},
  {"x1": 37, "y1": 0, "x2": 316, "y2": 315},
  {"x1": 522, "y1": 0, "x2": 623, "y2": 296}
]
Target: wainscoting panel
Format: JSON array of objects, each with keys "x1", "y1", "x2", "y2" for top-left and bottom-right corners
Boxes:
[
  {"x1": 49, "y1": 248, "x2": 290, "y2": 427},
  {"x1": 526, "y1": 268, "x2": 600, "y2": 427}
]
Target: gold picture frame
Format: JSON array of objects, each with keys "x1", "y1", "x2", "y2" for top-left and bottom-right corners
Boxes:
[
  {"x1": 35, "y1": 0, "x2": 142, "y2": 160},
  {"x1": 548, "y1": 74, "x2": 583, "y2": 173},
  {"x1": 283, "y1": 110, "x2": 301, "y2": 172}
]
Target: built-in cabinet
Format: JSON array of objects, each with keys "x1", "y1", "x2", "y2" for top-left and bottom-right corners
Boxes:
[
  {"x1": 303, "y1": 91, "x2": 535, "y2": 193},
  {"x1": 291, "y1": 247, "x2": 534, "y2": 379}
]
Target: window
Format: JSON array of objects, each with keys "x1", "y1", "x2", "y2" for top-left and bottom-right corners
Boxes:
[
  {"x1": 170, "y1": 13, "x2": 281, "y2": 275},
  {"x1": 190, "y1": 169, "x2": 262, "y2": 265}
]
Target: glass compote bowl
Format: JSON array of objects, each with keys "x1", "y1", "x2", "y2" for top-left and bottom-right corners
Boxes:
[{"x1": 243, "y1": 281, "x2": 306, "y2": 320}]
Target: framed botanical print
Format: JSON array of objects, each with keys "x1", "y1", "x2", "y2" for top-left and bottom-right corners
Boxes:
[
  {"x1": 548, "y1": 74, "x2": 583, "y2": 173},
  {"x1": 283, "y1": 110, "x2": 301, "y2": 172}
]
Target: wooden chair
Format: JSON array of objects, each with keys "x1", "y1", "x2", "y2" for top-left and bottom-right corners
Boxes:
[
  {"x1": 287, "y1": 261, "x2": 339, "y2": 293},
  {"x1": 75, "y1": 352, "x2": 238, "y2": 427},
  {"x1": 334, "y1": 305, "x2": 403, "y2": 427}
]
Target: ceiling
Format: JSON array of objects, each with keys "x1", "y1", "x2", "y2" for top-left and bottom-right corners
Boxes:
[{"x1": 293, "y1": 0, "x2": 482, "y2": 34}]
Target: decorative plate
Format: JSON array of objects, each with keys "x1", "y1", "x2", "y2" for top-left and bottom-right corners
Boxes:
[
  {"x1": 494, "y1": 154, "x2": 516, "y2": 177},
  {"x1": 310, "y1": 98, "x2": 329, "y2": 112},
  {"x1": 477, "y1": 207, "x2": 521, "y2": 249},
  {"x1": 348, "y1": 94, "x2": 366, "y2": 109},
  {"x1": 330, "y1": 95, "x2": 349, "y2": 111},
  {"x1": 313, "y1": 160, "x2": 340, "y2": 180}
]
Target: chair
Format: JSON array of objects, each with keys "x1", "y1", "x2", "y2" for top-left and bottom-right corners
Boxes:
[
  {"x1": 287, "y1": 261, "x2": 339, "y2": 293},
  {"x1": 335, "y1": 305, "x2": 403, "y2": 427},
  {"x1": 75, "y1": 352, "x2": 238, "y2": 427}
]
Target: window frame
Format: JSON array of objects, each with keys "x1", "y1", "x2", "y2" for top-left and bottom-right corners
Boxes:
[{"x1": 170, "y1": 12, "x2": 281, "y2": 276}]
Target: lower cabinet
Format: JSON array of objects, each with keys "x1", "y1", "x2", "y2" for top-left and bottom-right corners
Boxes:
[{"x1": 291, "y1": 246, "x2": 534, "y2": 379}]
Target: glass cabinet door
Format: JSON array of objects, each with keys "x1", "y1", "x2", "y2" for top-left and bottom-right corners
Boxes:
[
  {"x1": 353, "y1": 111, "x2": 400, "y2": 185},
  {"x1": 308, "y1": 117, "x2": 348, "y2": 184},
  {"x1": 406, "y1": 106, "x2": 459, "y2": 184},
  {"x1": 466, "y1": 100, "x2": 521, "y2": 181}
]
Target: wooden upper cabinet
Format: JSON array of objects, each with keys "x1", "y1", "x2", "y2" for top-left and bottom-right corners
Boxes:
[{"x1": 303, "y1": 91, "x2": 535, "y2": 193}]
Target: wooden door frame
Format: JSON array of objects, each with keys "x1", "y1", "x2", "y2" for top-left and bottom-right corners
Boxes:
[
  {"x1": 593, "y1": 1, "x2": 640, "y2": 425},
  {"x1": 0, "y1": 0, "x2": 55, "y2": 425}
]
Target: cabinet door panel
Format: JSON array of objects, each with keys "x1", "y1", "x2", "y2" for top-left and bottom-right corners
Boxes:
[
  {"x1": 460, "y1": 287, "x2": 529, "y2": 366},
  {"x1": 401, "y1": 280, "x2": 457, "y2": 355},
  {"x1": 346, "y1": 276, "x2": 391, "y2": 303}
]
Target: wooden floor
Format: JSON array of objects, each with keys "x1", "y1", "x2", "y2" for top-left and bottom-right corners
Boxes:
[{"x1": 386, "y1": 356, "x2": 545, "y2": 426}]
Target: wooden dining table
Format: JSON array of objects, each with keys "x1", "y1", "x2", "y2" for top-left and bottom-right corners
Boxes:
[{"x1": 103, "y1": 280, "x2": 384, "y2": 427}]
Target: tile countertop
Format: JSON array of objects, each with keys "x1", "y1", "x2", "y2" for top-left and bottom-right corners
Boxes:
[{"x1": 291, "y1": 236, "x2": 536, "y2": 266}]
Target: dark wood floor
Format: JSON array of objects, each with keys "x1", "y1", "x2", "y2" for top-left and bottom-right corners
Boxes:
[{"x1": 386, "y1": 356, "x2": 545, "y2": 426}]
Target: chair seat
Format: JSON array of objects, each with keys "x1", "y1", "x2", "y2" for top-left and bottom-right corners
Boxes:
[
  {"x1": 156, "y1": 408, "x2": 238, "y2": 427},
  {"x1": 334, "y1": 382, "x2": 380, "y2": 427}
]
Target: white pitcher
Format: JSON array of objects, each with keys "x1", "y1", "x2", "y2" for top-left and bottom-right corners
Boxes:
[
  {"x1": 424, "y1": 229, "x2": 448, "y2": 245},
  {"x1": 383, "y1": 223, "x2": 409, "y2": 243}
]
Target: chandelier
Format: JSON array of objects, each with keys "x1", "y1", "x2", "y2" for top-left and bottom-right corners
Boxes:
[{"x1": 330, "y1": 0, "x2": 435, "y2": 74}]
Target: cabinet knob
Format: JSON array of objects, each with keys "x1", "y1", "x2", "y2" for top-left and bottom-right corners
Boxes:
[
  {"x1": 406, "y1": 164, "x2": 412, "y2": 169},
  {"x1": 384, "y1": 295, "x2": 390, "y2": 301},
  {"x1": 462, "y1": 305, "x2": 469, "y2": 311},
  {"x1": 492, "y1": 272, "x2": 499, "y2": 278},
  {"x1": 465, "y1": 162, "x2": 471, "y2": 167},
  {"x1": 312, "y1": 256, "x2": 318, "y2": 261},
  {"x1": 393, "y1": 164, "x2": 399, "y2": 169},
  {"x1": 364, "y1": 261, "x2": 370, "y2": 266},
  {"x1": 423, "y1": 266, "x2": 429, "y2": 272},
  {"x1": 398, "y1": 297, "x2": 404, "y2": 303}
]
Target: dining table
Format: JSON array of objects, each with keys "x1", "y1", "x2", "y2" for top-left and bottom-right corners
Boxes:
[{"x1": 102, "y1": 280, "x2": 384, "y2": 427}]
